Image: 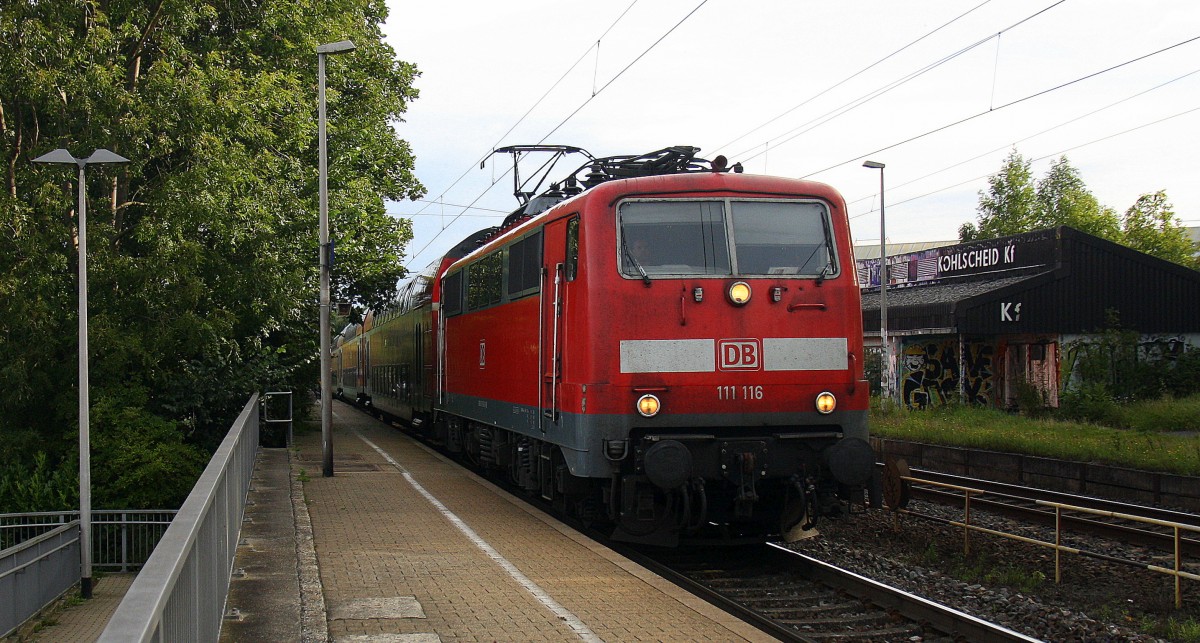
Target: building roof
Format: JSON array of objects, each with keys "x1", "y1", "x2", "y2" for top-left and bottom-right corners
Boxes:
[
  {"x1": 853, "y1": 240, "x2": 957, "y2": 260},
  {"x1": 861, "y1": 226, "x2": 1200, "y2": 335}
]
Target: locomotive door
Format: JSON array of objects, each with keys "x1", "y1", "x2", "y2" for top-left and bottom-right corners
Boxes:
[{"x1": 539, "y1": 216, "x2": 576, "y2": 431}]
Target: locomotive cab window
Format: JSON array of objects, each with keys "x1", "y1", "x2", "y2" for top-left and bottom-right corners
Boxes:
[
  {"x1": 731, "y1": 201, "x2": 836, "y2": 277},
  {"x1": 617, "y1": 199, "x2": 836, "y2": 279},
  {"x1": 619, "y1": 201, "x2": 730, "y2": 277}
]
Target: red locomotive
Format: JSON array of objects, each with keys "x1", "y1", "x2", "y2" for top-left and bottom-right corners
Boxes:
[{"x1": 335, "y1": 146, "x2": 878, "y2": 545}]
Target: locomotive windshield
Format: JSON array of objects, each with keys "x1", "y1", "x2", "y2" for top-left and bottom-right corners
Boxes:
[{"x1": 618, "y1": 199, "x2": 836, "y2": 278}]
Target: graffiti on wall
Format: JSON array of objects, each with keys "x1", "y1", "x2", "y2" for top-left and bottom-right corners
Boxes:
[
  {"x1": 899, "y1": 338, "x2": 996, "y2": 408},
  {"x1": 962, "y1": 341, "x2": 995, "y2": 406},
  {"x1": 1060, "y1": 333, "x2": 1198, "y2": 388},
  {"x1": 1139, "y1": 335, "x2": 1189, "y2": 361},
  {"x1": 900, "y1": 340, "x2": 958, "y2": 408}
]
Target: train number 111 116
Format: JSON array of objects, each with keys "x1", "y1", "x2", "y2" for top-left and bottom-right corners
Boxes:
[{"x1": 717, "y1": 385, "x2": 764, "y2": 400}]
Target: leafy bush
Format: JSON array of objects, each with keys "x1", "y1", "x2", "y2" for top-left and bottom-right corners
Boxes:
[
  {"x1": 86, "y1": 389, "x2": 209, "y2": 509},
  {"x1": 1058, "y1": 381, "x2": 1124, "y2": 427},
  {"x1": 1013, "y1": 380, "x2": 1049, "y2": 417},
  {"x1": 0, "y1": 452, "x2": 76, "y2": 513},
  {"x1": 1167, "y1": 349, "x2": 1200, "y2": 398}
]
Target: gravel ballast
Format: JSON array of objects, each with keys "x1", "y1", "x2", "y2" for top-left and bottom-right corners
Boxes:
[{"x1": 785, "y1": 501, "x2": 1198, "y2": 642}]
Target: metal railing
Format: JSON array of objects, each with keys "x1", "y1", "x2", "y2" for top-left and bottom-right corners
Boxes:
[
  {"x1": 897, "y1": 474, "x2": 1200, "y2": 609},
  {"x1": 262, "y1": 390, "x2": 294, "y2": 447},
  {"x1": 0, "y1": 521, "x2": 80, "y2": 638},
  {"x1": 100, "y1": 394, "x2": 260, "y2": 642},
  {"x1": 1, "y1": 511, "x2": 176, "y2": 572}
]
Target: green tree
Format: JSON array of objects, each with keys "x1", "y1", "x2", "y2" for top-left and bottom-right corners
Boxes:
[
  {"x1": 965, "y1": 152, "x2": 1196, "y2": 270},
  {"x1": 960, "y1": 149, "x2": 1037, "y2": 241},
  {"x1": 0, "y1": 0, "x2": 424, "y2": 510},
  {"x1": 1121, "y1": 191, "x2": 1199, "y2": 268},
  {"x1": 1033, "y1": 156, "x2": 1121, "y2": 241}
]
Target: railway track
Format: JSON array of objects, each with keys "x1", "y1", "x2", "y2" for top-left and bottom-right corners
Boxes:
[
  {"x1": 885, "y1": 459, "x2": 1200, "y2": 610},
  {"x1": 373, "y1": 408, "x2": 1041, "y2": 641},
  {"x1": 888, "y1": 461, "x2": 1200, "y2": 555},
  {"x1": 619, "y1": 542, "x2": 1037, "y2": 643}
]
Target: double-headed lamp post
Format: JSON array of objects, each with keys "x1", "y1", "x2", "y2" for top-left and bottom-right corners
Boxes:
[
  {"x1": 32, "y1": 147, "x2": 130, "y2": 599},
  {"x1": 862, "y1": 160, "x2": 890, "y2": 410},
  {"x1": 318, "y1": 39, "x2": 356, "y2": 477}
]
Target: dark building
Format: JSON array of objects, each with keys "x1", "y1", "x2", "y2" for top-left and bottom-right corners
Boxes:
[{"x1": 857, "y1": 226, "x2": 1200, "y2": 408}]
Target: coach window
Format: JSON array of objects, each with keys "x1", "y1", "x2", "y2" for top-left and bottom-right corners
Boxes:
[
  {"x1": 506, "y1": 231, "x2": 543, "y2": 298},
  {"x1": 730, "y1": 201, "x2": 836, "y2": 277},
  {"x1": 466, "y1": 252, "x2": 503, "y2": 310},
  {"x1": 618, "y1": 200, "x2": 730, "y2": 277},
  {"x1": 565, "y1": 217, "x2": 580, "y2": 282},
  {"x1": 443, "y1": 271, "x2": 464, "y2": 316}
]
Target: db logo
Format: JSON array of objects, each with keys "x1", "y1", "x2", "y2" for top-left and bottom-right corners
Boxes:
[{"x1": 718, "y1": 338, "x2": 761, "y2": 371}]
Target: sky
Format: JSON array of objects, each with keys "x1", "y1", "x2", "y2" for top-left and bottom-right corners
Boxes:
[{"x1": 381, "y1": 0, "x2": 1200, "y2": 270}]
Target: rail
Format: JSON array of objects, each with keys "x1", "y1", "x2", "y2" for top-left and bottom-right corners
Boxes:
[
  {"x1": 1, "y1": 511, "x2": 176, "y2": 572},
  {"x1": 262, "y1": 390, "x2": 294, "y2": 447},
  {"x1": 886, "y1": 461, "x2": 1200, "y2": 609},
  {"x1": 0, "y1": 521, "x2": 80, "y2": 638},
  {"x1": 99, "y1": 394, "x2": 260, "y2": 642}
]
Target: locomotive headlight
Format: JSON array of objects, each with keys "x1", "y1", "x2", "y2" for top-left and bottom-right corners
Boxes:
[
  {"x1": 727, "y1": 281, "x2": 752, "y2": 305},
  {"x1": 815, "y1": 391, "x2": 837, "y2": 414},
  {"x1": 636, "y1": 394, "x2": 661, "y2": 417}
]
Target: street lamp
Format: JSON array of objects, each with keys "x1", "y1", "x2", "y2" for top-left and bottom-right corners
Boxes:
[
  {"x1": 32, "y1": 147, "x2": 130, "y2": 599},
  {"x1": 318, "y1": 39, "x2": 356, "y2": 478},
  {"x1": 862, "y1": 160, "x2": 890, "y2": 411}
]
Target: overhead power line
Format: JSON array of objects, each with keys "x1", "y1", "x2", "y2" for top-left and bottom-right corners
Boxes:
[
  {"x1": 848, "y1": 67, "x2": 1200, "y2": 211},
  {"x1": 408, "y1": 0, "x2": 641, "y2": 224},
  {"x1": 407, "y1": 0, "x2": 710, "y2": 267},
  {"x1": 538, "y1": 0, "x2": 709, "y2": 143},
  {"x1": 849, "y1": 104, "x2": 1200, "y2": 222},
  {"x1": 805, "y1": 33, "x2": 1200, "y2": 181},
  {"x1": 389, "y1": 200, "x2": 510, "y2": 215},
  {"x1": 713, "y1": 0, "x2": 997, "y2": 157},
  {"x1": 403, "y1": 2, "x2": 642, "y2": 267},
  {"x1": 733, "y1": 0, "x2": 1070, "y2": 164}
]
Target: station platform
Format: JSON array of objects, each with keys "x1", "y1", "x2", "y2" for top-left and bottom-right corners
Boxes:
[{"x1": 226, "y1": 401, "x2": 773, "y2": 642}]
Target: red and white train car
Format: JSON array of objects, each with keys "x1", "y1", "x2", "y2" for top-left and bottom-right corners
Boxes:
[{"x1": 337, "y1": 148, "x2": 877, "y2": 545}]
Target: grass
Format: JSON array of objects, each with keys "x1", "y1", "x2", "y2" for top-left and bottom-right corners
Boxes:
[
  {"x1": 869, "y1": 397, "x2": 1200, "y2": 476},
  {"x1": 920, "y1": 541, "x2": 1047, "y2": 592},
  {"x1": 1119, "y1": 395, "x2": 1200, "y2": 433},
  {"x1": 1157, "y1": 616, "x2": 1200, "y2": 643}
]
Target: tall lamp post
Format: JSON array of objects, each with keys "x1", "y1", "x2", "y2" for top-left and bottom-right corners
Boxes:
[
  {"x1": 317, "y1": 39, "x2": 356, "y2": 477},
  {"x1": 32, "y1": 148, "x2": 130, "y2": 599},
  {"x1": 862, "y1": 160, "x2": 890, "y2": 410}
]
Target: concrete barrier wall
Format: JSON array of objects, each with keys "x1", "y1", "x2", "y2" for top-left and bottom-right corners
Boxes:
[{"x1": 872, "y1": 438, "x2": 1200, "y2": 513}]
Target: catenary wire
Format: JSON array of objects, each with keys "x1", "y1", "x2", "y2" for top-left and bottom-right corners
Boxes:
[
  {"x1": 712, "y1": 0, "x2": 996, "y2": 157},
  {"x1": 849, "y1": 104, "x2": 1200, "y2": 223},
  {"x1": 847, "y1": 67, "x2": 1200, "y2": 211},
  {"x1": 801, "y1": 34, "x2": 1200, "y2": 181},
  {"x1": 403, "y1": 2, "x2": 643, "y2": 267},
  {"x1": 407, "y1": 0, "x2": 710, "y2": 267},
  {"x1": 732, "y1": 0, "x2": 1070, "y2": 164},
  {"x1": 536, "y1": 0, "x2": 709, "y2": 143},
  {"x1": 407, "y1": 0, "x2": 640, "y2": 223}
]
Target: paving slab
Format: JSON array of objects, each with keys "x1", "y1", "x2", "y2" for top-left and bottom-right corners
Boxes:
[{"x1": 296, "y1": 401, "x2": 775, "y2": 643}]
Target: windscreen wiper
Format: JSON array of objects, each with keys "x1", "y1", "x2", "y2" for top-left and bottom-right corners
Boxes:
[{"x1": 621, "y1": 236, "x2": 652, "y2": 286}]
